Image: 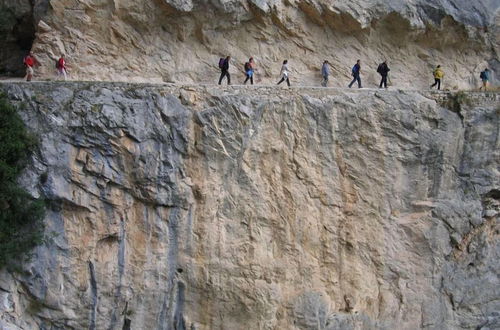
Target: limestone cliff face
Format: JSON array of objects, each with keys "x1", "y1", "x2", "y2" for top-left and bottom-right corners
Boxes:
[
  {"x1": 3, "y1": 0, "x2": 496, "y2": 88},
  {"x1": 0, "y1": 82, "x2": 498, "y2": 329}
]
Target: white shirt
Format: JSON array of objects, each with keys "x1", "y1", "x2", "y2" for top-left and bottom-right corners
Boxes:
[{"x1": 280, "y1": 64, "x2": 289, "y2": 77}]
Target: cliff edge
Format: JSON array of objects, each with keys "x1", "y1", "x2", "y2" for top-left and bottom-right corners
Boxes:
[{"x1": 0, "y1": 82, "x2": 498, "y2": 329}]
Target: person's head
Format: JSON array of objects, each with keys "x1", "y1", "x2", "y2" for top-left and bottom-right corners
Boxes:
[
  {"x1": 485, "y1": 68, "x2": 489, "y2": 71},
  {"x1": 29, "y1": 51, "x2": 34, "y2": 56},
  {"x1": 383, "y1": 60, "x2": 387, "y2": 64},
  {"x1": 226, "y1": 56, "x2": 230, "y2": 60},
  {"x1": 324, "y1": 60, "x2": 328, "y2": 64},
  {"x1": 437, "y1": 65, "x2": 441, "y2": 68},
  {"x1": 283, "y1": 60, "x2": 288, "y2": 64},
  {"x1": 357, "y1": 59, "x2": 360, "y2": 64},
  {"x1": 249, "y1": 57, "x2": 254, "y2": 62}
]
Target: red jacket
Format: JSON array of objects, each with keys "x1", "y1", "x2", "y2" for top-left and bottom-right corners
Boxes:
[
  {"x1": 24, "y1": 55, "x2": 37, "y2": 67},
  {"x1": 58, "y1": 57, "x2": 65, "y2": 69}
]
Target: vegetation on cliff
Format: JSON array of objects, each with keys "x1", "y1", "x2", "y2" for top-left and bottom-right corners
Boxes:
[{"x1": 0, "y1": 93, "x2": 44, "y2": 268}]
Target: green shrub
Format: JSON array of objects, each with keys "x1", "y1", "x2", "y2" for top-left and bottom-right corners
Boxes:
[
  {"x1": 0, "y1": 92, "x2": 45, "y2": 268},
  {"x1": 444, "y1": 91, "x2": 472, "y2": 113}
]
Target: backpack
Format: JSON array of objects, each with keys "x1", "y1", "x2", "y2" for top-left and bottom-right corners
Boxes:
[
  {"x1": 218, "y1": 58, "x2": 225, "y2": 69},
  {"x1": 480, "y1": 71, "x2": 485, "y2": 80},
  {"x1": 377, "y1": 64, "x2": 382, "y2": 74},
  {"x1": 244, "y1": 62, "x2": 250, "y2": 71},
  {"x1": 352, "y1": 64, "x2": 359, "y2": 75},
  {"x1": 55, "y1": 60, "x2": 60, "y2": 69}
]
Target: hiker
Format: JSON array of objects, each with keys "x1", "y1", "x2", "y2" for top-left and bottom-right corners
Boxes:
[
  {"x1": 23, "y1": 51, "x2": 38, "y2": 82},
  {"x1": 321, "y1": 60, "x2": 330, "y2": 87},
  {"x1": 243, "y1": 57, "x2": 255, "y2": 85},
  {"x1": 218, "y1": 56, "x2": 231, "y2": 85},
  {"x1": 348, "y1": 60, "x2": 362, "y2": 88},
  {"x1": 430, "y1": 65, "x2": 444, "y2": 90},
  {"x1": 56, "y1": 55, "x2": 67, "y2": 81},
  {"x1": 479, "y1": 68, "x2": 491, "y2": 90},
  {"x1": 377, "y1": 61, "x2": 390, "y2": 88},
  {"x1": 277, "y1": 60, "x2": 290, "y2": 87}
]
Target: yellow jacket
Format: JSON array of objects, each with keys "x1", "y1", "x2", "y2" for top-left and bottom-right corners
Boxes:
[{"x1": 433, "y1": 67, "x2": 444, "y2": 79}]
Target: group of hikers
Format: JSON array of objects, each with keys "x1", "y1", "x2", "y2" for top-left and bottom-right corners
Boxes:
[
  {"x1": 23, "y1": 52, "x2": 68, "y2": 82},
  {"x1": 219, "y1": 56, "x2": 493, "y2": 90},
  {"x1": 22, "y1": 51, "x2": 493, "y2": 90}
]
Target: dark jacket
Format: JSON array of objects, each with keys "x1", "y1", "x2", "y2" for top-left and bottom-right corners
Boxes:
[
  {"x1": 377, "y1": 63, "x2": 390, "y2": 76},
  {"x1": 222, "y1": 58, "x2": 230, "y2": 71},
  {"x1": 352, "y1": 63, "x2": 360, "y2": 76}
]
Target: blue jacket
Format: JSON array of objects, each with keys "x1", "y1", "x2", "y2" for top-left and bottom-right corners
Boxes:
[
  {"x1": 352, "y1": 63, "x2": 360, "y2": 76},
  {"x1": 322, "y1": 63, "x2": 329, "y2": 77},
  {"x1": 481, "y1": 70, "x2": 491, "y2": 81}
]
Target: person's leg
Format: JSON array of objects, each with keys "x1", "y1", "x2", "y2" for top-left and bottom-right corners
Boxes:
[
  {"x1": 431, "y1": 79, "x2": 437, "y2": 88},
  {"x1": 437, "y1": 79, "x2": 441, "y2": 90},
  {"x1": 357, "y1": 76, "x2": 362, "y2": 88},
  {"x1": 277, "y1": 77, "x2": 285, "y2": 85},
  {"x1": 218, "y1": 70, "x2": 225, "y2": 85},
  {"x1": 227, "y1": 72, "x2": 231, "y2": 85},
  {"x1": 348, "y1": 76, "x2": 356, "y2": 88},
  {"x1": 26, "y1": 67, "x2": 33, "y2": 81},
  {"x1": 379, "y1": 76, "x2": 383, "y2": 88},
  {"x1": 59, "y1": 68, "x2": 66, "y2": 81},
  {"x1": 286, "y1": 78, "x2": 290, "y2": 87},
  {"x1": 383, "y1": 75, "x2": 388, "y2": 88},
  {"x1": 244, "y1": 74, "x2": 249, "y2": 84},
  {"x1": 250, "y1": 75, "x2": 253, "y2": 85}
]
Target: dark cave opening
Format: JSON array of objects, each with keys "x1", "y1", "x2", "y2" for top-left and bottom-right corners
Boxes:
[{"x1": 0, "y1": 3, "x2": 37, "y2": 76}]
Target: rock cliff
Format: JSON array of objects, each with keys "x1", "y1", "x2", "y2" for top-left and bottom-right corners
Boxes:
[
  {"x1": 0, "y1": 82, "x2": 498, "y2": 329},
  {"x1": 0, "y1": 0, "x2": 499, "y2": 88}
]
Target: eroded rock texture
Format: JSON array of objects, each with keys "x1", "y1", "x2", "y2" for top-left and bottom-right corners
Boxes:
[
  {"x1": 17, "y1": 0, "x2": 498, "y2": 88},
  {"x1": 0, "y1": 82, "x2": 498, "y2": 329}
]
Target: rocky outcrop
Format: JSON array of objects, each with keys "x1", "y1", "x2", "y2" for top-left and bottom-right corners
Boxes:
[
  {"x1": 1, "y1": 0, "x2": 494, "y2": 88},
  {"x1": 0, "y1": 82, "x2": 498, "y2": 329}
]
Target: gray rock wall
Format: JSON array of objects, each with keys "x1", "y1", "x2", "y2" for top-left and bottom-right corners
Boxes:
[{"x1": 0, "y1": 82, "x2": 498, "y2": 330}]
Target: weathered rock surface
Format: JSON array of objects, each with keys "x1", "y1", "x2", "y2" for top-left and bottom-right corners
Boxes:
[
  {"x1": 1, "y1": 0, "x2": 497, "y2": 89},
  {"x1": 0, "y1": 82, "x2": 498, "y2": 329}
]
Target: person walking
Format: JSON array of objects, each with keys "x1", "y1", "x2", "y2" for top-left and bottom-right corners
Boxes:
[
  {"x1": 243, "y1": 57, "x2": 255, "y2": 85},
  {"x1": 23, "y1": 51, "x2": 38, "y2": 82},
  {"x1": 377, "y1": 61, "x2": 390, "y2": 88},
  {"x1": 218, "y1": 56, "x2": 231, "y2": 85},
  {"x1": 277, "y1": 60, "x2": 291, "y2": 87},
  {"x1": 321, "y1": 60, "x2": 330, "y2": 87},
  {"x1": 348, "y1": 59, "x2": 362, "y2": 88},
  {"x1": 479, "y1": 68, "x2": 491, "y2": 91},
  {"x1": 430, "y1": 65, "x2": 444, "y2": 90},
  {"x1": 56, "y1": 54, "x2": 68, "y2": 81}
]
